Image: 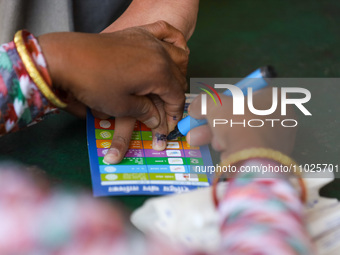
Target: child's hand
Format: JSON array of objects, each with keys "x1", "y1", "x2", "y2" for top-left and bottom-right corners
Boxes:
[
  {"x1": 38, "y1": 21, "x2": 188, "y2": 129},
  {"x1": 186, "y1": 88, "x2": 298, "y2": 161}
]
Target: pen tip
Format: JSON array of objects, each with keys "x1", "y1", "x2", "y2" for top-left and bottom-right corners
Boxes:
[
  {"x1": 167, "y1": 126, "x2": 181, "y2": 140},
  {"x1": 262, "y1": 65, "x2": 277, "y2": 78}
]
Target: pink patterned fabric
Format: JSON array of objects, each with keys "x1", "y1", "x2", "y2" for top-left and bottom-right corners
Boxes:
[
  {"x1": 0, "y1": 160, "x2": 314, "y2": 255},
  {"x1": 217, "y1": 160, "x2": 314, "y2": 255}
]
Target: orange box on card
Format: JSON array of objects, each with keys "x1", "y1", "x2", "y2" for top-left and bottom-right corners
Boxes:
[
  {"x1": 182, "y1": 141, "x2": 199, "y2": 150},
  {"x1": 96, "y1": 140, "x2": 112, "y2": 148}
]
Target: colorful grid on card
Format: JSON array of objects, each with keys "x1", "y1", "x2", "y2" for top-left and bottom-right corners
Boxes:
[{"x1": 87, "y1": 96, "x2": 214, "y2": 196}]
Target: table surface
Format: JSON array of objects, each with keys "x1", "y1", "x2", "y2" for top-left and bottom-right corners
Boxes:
[{"x1": 1, "y1": 0, "x2": 339, "y2": 210}]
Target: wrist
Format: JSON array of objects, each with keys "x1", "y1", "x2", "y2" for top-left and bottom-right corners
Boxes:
[
  {"x1": 212, "y1": 148, "x2": 306, "y2": 206},
  {"x1": 37, "y1": 33, "x2": 70, "y2": 93}
]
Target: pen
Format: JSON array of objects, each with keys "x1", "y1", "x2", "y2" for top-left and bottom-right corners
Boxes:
[{"x1": 167, "y1": 66, "x2": 277, "y2": 140}]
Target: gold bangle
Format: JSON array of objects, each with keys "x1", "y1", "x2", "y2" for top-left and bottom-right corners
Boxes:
[
  {"x1": 14, "y1": 30, "x2": 67, "y2": 108},
  {"x1": 212, "y1": 148, "x2": 306, "y2": 207}
]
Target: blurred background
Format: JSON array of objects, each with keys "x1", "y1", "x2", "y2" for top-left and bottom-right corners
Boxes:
[{"x1": 188, "y1": 0, "x2": 340, "y2": 77}]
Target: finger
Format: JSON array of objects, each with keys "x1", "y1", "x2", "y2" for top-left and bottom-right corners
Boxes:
[
  {"x1": 141, "y1": 21, "x2": 188, "y2": 51},
  {"x1": 91, "y1": 109, "x2": 110, "y2": 120},
  {"x1": 149, "y1": 95, "x2": 168, "y2": 151},
  {"x1": 156, "y1": 67, "x2": 187, "y2": 132},
  {"x1": 104, "y1": 117, "x2": 136, "y2": 164},
  {"x1": 162, "y1": 59, "x2": 188, "y2": 132},
  {"x1": 164, "y1": 91, "x2": 186, "y2": 133},
  {"x1": 186, "y1": 125, "x2": 212, "y2": 146},
  {"x1": 125, "y1": 95, "x2": 161, "y2": 129},
  {"x1": 161, "y1": 41, "x2": 189, "y2": 75},
  {"x1": 187, "y1": 94, "x2": 207, "y2": 120}
]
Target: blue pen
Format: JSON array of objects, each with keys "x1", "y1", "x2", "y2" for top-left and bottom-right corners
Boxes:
[{"x1": 167, "y1": 66, "x2": 277, "y2": 140}]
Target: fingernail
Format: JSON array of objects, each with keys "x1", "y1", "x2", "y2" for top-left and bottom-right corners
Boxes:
[
  {"x1": 144, "y1": 117, "x2": 159, "y2": 129},
  {"x1": 153, "y1": 133, "x2": 167, "y2": 151},
  {"x1": 103, "y1": 148, "x2": 120, "y2": 164}
]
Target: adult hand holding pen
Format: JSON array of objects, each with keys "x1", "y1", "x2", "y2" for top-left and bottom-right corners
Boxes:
[
  {"x1": 38, "y1": 21, "x2": 188, "y2": 129},
  {"x1": 101, "y1": 0, "x2": 199, "y2": 164}
]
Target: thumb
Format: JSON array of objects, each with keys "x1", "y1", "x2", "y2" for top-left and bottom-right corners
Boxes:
[
  {"x1": 141, "y1": 21, "x2": 187, "y2": 51},
  {"x1": 127, "y1": 95, "x2": 161, "y2": 129}
]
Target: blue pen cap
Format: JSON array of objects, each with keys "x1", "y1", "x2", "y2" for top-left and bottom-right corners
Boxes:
[
  {"x1": 177, "y1": 66, "x2": 277, "y2": 136},
  {"x1": 178, "y1": 115, "x2": 207, "y2": 137},
  {"x1": 223, "y1": 66, "x2": 276, "y2": 96}
]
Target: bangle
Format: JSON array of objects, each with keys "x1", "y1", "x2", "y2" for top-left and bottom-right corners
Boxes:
[
  {"x1": 220, "y1": 148, "x2": 301, "y2": 174},
  {"x1": 212, "y1": 148, "x2": 306, "y2": 207},
  {"x1": 14, "y1": 30, "x2": 67, "y2": 108}
]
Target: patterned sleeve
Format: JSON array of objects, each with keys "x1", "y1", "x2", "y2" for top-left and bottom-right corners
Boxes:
[
  {"x1": 217, "y1": 159, "x2": 315, "y2": 255},
  {"x1": 0, "y1": 37, "x2": 55, "y2": 136}
]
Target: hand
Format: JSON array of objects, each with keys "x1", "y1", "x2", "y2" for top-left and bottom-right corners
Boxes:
[
  {"x1": 101, "y1": 21, "x2": 190, "y2": 164},
  {"x1": 103, "y1": 31, "x2": 189, "y2": 164},
  {"x1": 186, "y1": 88, "x2": 298, "y2": 162},
  {"x1": 101, "y1": 0, "x2": 199, "y2": 164},
  {"x1": 38, "y1": 21, "x2": 188, "y2": 129}
]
